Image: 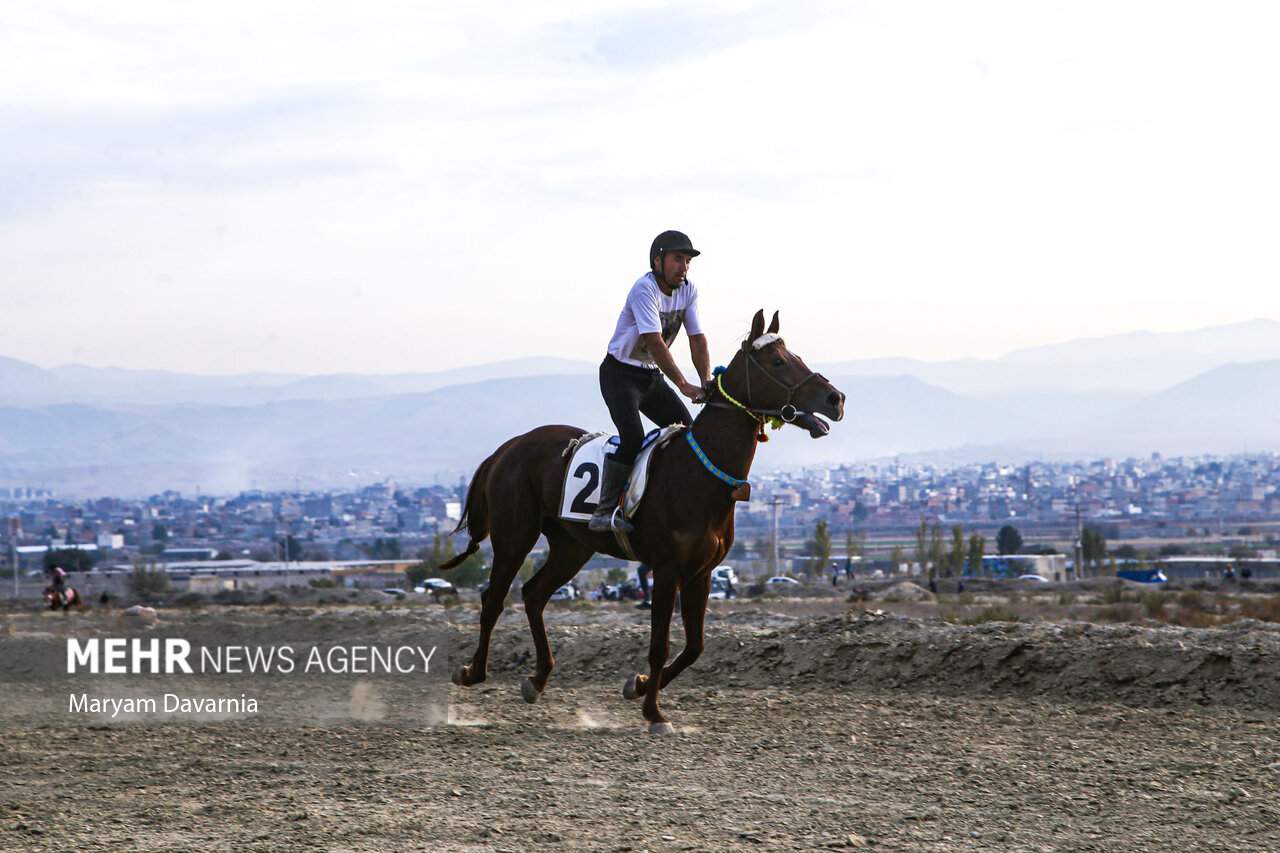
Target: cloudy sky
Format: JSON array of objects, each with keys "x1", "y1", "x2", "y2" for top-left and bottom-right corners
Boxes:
[{"x1": 2, "y1": 1, "x2": 1277, "y2": 376}]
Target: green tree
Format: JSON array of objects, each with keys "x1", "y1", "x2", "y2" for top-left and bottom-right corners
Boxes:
[
  {"x1": 967, "y1": 532, "x2": 986, "y2": 576},
  {"x1": 277, "y1": 535, "x2": 303, "y2": 562},
  {"x1": 812, "y1": 520, "x2": 832, "y2": 577},
  {"x1": 928, "y1": 523, "x2": 945, "y2": 579},
  {"x1": 913, "y1": 519, "x2": 929, "y2": 576},
  {"x1": 845, "y1": 529, "x2": 866, "y2": 572},
  {"x1": 361, "y1": 538, "x2": 402, "y2": 560},
  {"x1": 1081, "y1": 527, "x2": 1107, "y2": 570},
  {"x1": 130, "y1": 560, "x2": 170, "y2": 595},
  {"x1": 43, "y1": 548, "x2": 95, "y2": 573},
  {"x1": 407, "y1": 534, "x2": 486, "y2": 588},
  {"x1": 996, "y1": 524, "x2": 1023, "y2": 556},
  {"x1": 890, "y1": 544, "x2": 906, "y2": 574},
  {"x1": 946, "y1": 524, "x2": 966, "y2": 577}
]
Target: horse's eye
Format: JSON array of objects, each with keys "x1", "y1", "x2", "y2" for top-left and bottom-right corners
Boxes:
[{"x1": 772, "y1": 357, "x2": 785, "y2": 368}]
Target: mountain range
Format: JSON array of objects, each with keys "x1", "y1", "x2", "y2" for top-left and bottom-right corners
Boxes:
[{"x1": 3, "y1": 320, "x2": 1279, "y2": 497}]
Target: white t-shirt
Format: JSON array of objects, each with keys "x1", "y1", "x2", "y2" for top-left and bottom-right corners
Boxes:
[{"x1": 606, "y1": 272, "x2": 704, "y2": 369}]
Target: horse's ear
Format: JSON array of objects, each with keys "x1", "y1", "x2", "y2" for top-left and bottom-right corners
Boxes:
[
  {"x1": 750, "y1": 310, "x2": 765, "y2": 341},
  {"x1": 767, "y1": 311, "x2": 780, "y2": 335}
]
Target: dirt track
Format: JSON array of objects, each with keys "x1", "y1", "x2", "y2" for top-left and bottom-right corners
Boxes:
[{"x1": 3, "y1": 597, "x2": 1279, "y2": 852}]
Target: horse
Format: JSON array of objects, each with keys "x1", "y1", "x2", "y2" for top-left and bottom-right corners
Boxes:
[
  {"x1": 441, "y1": 309, "x2": 844, "y2": 732},
  {"x1": 44, "y1": 585, "x2": 81, "y2": 611}
]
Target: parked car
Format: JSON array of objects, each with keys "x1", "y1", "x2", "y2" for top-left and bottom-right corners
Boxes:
[
  {"x1": 765, "y1": 576, "x2": 799, "y2": 586},
  {"x1": 1016, "y1": 574, "x2": 1049, "y2": 582},
  {"x1": 550, "y1": 584, "x2": 576, "y2": 601},
  {"x1": 708, "y1": 579, "x2": 737, "y2": 600},
  {"x1": 380, "y1": 587, "x2": 407, "y2": 598},
  {"x1": 414, "y1": 578, "x2": 457, "y2": 596}
]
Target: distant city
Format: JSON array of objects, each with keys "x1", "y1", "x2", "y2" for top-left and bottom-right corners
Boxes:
[{"x1": 7, "y1": 451, "x2": 1280, "y2": 585}]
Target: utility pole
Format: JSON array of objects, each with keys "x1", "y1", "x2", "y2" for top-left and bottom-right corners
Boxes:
[
  {"x1": 1075, "y1": 505, "x2": 1084, "y2": 581},
  {"x1": 764, "y1": 496, "x2": 785, "y2": 576}
]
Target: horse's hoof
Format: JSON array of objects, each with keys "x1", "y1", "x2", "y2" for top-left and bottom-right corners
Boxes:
[
  {"x1": 623, "y1": 674, "x2": 645, "y2": 701},
  {"x1": 450, "y1": 666, "x2": 468, "y2": 686},
  {"x1": 648, "y1": 722, "x2": 676, "y2": 735},
  {"x1": 520, "y1": 677, "x2": 541, "y2": 704}
]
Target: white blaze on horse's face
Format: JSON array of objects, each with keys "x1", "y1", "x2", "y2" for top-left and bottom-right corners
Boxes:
[{"x1": 750, "y1": 334, "x2": 783, "y2": 350}]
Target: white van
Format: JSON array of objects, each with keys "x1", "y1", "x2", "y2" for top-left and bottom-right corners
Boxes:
[{"x1": 710, "y1": 565, "x2": 738, "y2": 585}]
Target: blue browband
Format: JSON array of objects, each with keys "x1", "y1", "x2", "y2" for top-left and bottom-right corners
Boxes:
[{"x1": 686, "y1": 431, "x2": 748, "y2": 489}]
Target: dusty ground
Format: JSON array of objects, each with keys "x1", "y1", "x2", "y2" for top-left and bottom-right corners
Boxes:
[{"x1": 2, "y1": 585, "x2": 1279, "y2": 852}]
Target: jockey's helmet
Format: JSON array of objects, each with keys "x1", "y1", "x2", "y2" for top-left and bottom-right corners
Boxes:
[{"x1": 650, "y1": 230, "x2": 700, "y2": 268}]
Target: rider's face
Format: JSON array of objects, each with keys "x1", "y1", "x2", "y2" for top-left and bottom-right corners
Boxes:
[{"x1": 655, "y1": 251, "x2": 693, "y2": 288}]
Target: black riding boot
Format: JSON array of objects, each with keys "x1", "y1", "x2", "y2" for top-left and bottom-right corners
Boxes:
[{"x1": 588, "y1": 457, "x2": 634, "y2": 532}]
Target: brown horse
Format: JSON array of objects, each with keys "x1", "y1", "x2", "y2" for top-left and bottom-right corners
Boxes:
[
  {"x1": 441, "y1": 310, "x2": 844, "y2": 732},
  {"x1": 44, "y1": 585, "x2": 81, "y2": 611}
]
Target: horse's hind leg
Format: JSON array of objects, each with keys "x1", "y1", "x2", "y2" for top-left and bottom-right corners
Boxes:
[
  {"x1": 451, "y1": 525, "x2": 540, "y2": 688},
  {"x1": 516, "y1": 527, "x2": 593, "y2": 703}
]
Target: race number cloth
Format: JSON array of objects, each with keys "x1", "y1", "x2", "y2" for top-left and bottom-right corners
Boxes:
[{"x1": 559, "y1": 425, "x2": 685, "y2": 523}]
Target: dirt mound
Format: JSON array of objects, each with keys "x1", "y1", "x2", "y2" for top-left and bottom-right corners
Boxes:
[
  {"x1": 876, "y1": 581, "x2": 934, "y2": 602},
  {"x1": 447, "y1": 605, "x2": 1280, "y2": 709}
]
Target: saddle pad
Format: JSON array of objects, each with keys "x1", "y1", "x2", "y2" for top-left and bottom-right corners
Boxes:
[{"x1": 558, "y1": 425, "x2": 684, "y2": 523}]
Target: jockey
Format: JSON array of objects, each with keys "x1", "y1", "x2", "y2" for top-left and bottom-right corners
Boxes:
[
  {"x1": 47, "y1": 565, "x2": 68, "y2": 605},
  {"x1": 590, "y1": 230, "x2": 712, "y2": 532}
]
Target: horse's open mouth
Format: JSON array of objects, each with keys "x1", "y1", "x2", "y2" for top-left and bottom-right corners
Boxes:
[{"x1": 794, "y1": 412, "x2": 830, "y2": 438}]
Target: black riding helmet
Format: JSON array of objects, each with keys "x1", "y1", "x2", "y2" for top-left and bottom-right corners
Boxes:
[
  {"x1": 650, "y1": 230, "x2": 700, "y2": 267},
  {"x1": 650, "y1": 230, "x2": 700, "y2": 288}
]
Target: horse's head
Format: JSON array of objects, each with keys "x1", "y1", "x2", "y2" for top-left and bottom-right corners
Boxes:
[{"x1": 715, "y1": 310, "x2": 845, "y2": 438}]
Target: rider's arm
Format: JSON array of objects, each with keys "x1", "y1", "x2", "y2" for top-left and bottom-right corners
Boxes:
[
  {"x1": 641, "y1": 332, "x2": 704, "y2": 403},
  {"x1": 688, "y1": 333, "x2": 711, "y2": 387}
]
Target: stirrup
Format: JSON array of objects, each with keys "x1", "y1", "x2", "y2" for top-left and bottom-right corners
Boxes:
[{"x1": 589, "y1": 506, "x2": 632, "y2": 533}]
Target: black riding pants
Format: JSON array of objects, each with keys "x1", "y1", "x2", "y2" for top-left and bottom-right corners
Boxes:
[{"x1": 599, "y1": 354, "x2": 692, "y2": 465}]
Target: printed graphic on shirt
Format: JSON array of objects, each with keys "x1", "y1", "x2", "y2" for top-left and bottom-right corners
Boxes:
[{"x1": 628, "y1": 309, "x2": 685, "y2": 364}]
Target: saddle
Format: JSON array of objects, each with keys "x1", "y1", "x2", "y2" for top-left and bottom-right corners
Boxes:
[{"x1": 558, "y1": 425, "x2": 684, "y2": 524}]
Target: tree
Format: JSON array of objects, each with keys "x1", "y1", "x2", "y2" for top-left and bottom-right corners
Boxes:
[
  {"x1": 889, "y1": 544, "x2": 906, "y2": 574},
  {"x1": 996, "y1": 525, "x2": 1023, "y2": 556},
  {"x1": 1081, "y1": 527, "x2": 1107, "y2": 569},
  {"x1": 967, "y1": 532, "x2": 986, "y2": 576},
  {"x1": 130, "y1": 560, "x2": 169, "y2": 595},
  {"x1": 43, "y1": 548, "x2": 95, "y2": 573},
  {"x1": 812, "y1": 520, "x2": 832, "y2": 576},
  {"x1": 845, "y1": 528, "x2": 865, "y2": 574},
  {"x1": 360, "y1": 538, "x2": 402, "y2": 560},
  {"x1": 946, "y1": 525, "x2": 966, "y2": 577},
  {"x1": 913, "y1": 519, "x2": 929, "y2": 576},
  {"x1": 408, "y1": 533, "x2": 486, "y2": 588},
  {"x1": 277, "y1": 535, "x2": 303, "y2": 562},
  {"x1": 852, "y1": 501, "x2": 869, "y2": 523},
  {"x1": 928, "y1": 523, "x2": 945, "y2": 579}
]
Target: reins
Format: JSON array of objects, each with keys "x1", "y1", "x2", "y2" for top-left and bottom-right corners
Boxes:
[{"x1": 703, "y1": 337, "x2": 827, "y2": 442}]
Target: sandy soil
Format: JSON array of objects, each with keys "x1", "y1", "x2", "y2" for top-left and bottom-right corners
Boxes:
[{"x1": 2, "y1": 591, "x2": 1279, "y2": 852}]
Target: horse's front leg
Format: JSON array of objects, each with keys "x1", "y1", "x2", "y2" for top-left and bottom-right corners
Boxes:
[
  {"x1": 624, "y1": 573, "x2": 712, "y2": 698},
  {"x1": 637, "y1": 571, "x2": 678, "y2": 734},
  {"x1": 659, "y1": 572, "x2": 710, "y2": 688}
]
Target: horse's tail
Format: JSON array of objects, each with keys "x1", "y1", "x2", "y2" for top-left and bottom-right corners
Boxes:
[{"x1": 438, "y1": 451, "x2": 497, "y2": 571}]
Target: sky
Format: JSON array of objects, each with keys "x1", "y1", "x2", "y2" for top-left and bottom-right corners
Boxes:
[{"x1": 2, "y1": 1, "x2": 1278, "y2": 376}]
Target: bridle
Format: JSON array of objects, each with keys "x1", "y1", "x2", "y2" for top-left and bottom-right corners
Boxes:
[{"x1": 706, "y1": 336, "x2": 828, "y2": 427}]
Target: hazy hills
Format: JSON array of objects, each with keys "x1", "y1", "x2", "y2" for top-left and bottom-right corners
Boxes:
[{"x1": 2, "y1": 320, "x2": 1279, "y2": 497}]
